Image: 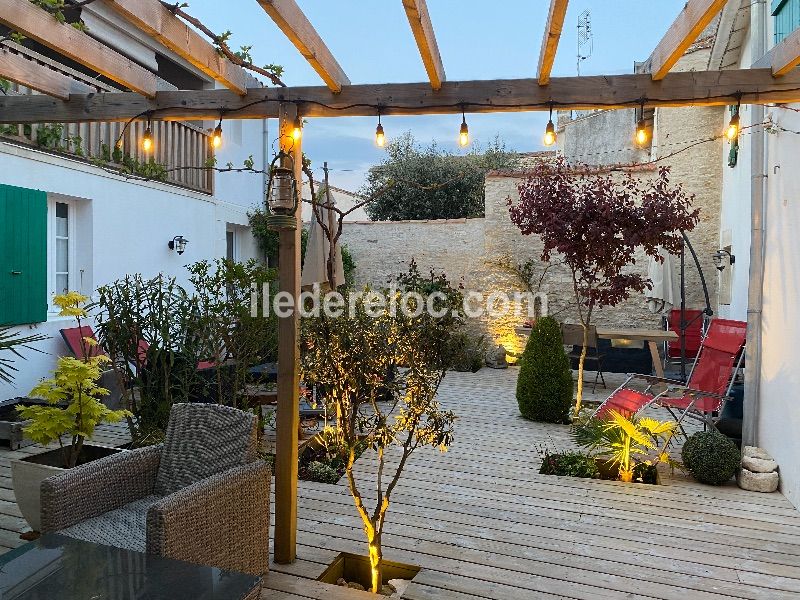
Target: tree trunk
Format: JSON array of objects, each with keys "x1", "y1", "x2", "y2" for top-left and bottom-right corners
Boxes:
[
  {"x1": 368, "y1": 532, "x2": 383, "y2": 593},
  {"x1": 574, "y1": 323, "x2": 589, "y2": 417}
]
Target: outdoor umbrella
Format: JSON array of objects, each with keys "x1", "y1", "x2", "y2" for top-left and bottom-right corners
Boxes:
[
  {"x1": 645, "y1": 247, "x2": 677, "y2": 315},
  {"x1": 301, "y1": 183, "x2": 345, "y2": 291}
]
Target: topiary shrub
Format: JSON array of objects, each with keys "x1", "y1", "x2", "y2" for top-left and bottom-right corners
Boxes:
[
  {"x1": 682, "y1": 431, "x2": 741, "y2": 485},
  {"x1": 516, "y1": 316, "x2": 574, "y2": 423}
]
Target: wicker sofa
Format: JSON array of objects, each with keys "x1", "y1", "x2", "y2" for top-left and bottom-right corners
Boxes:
[{"x1": 39, "y1": 403, "x2": 271, "y2": 577}]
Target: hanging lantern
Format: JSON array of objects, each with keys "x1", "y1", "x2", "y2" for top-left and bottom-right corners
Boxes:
[{"x1": 265, "y1": 151, "x2": 298, "y2": 231}]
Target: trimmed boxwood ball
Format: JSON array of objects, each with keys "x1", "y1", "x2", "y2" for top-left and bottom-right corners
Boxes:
[
  {"x1": 682, "y1": 431, "x2": 741, "y2": 485},
  {"x1": 516, "y1": 316, "x2": 574, "y2": 423}
]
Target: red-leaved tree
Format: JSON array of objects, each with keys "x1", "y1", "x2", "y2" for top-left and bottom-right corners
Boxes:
[{"x1": 508, "y1": 158, "x2": 699, "y2": 415}]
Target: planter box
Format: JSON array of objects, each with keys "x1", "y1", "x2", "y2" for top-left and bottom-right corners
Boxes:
[
  {"x1": 318, "y1": 552, "x2": 420, "y2": 592},
  {"x1": 594, "y1": 458, "x2": 661, "y2": 485},
  {"x1": 11, "y1": 444, "x2": 122, "y2": 531}
]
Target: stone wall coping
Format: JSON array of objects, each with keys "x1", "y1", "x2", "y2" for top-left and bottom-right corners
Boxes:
[
  {"x1": 486, "y1": 162, "x2": 659, "y2": 178},
  {"x1": 338, "y1": 217, "x2": 485, "y2": 226}
]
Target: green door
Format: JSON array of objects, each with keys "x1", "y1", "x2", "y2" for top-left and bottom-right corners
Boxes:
[{"x1": 0, "y1": 184, "x2": 48, "y2": 325}]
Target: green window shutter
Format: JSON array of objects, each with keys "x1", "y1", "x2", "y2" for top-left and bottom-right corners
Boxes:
[
  {"x1": 773, "y1": 0, "x2": 800, "y2": 43},
  {"x1": 0, "y1": 184, "x2": 48, "y2": 325}
]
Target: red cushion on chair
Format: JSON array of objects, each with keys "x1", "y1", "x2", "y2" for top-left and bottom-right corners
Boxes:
[{"x1": 596, "y1": 388, "x2": 653, "y2": 419}]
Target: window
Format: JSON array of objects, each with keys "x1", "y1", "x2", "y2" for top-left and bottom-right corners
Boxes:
[
  {"x1": 47, "y1": 196, "x2": 82, "y2": 311},
  {"x1": 55, "y1": 202, "x2": 70, "y2": 296},
  {"x1": 226, "y1": 228, "x2": 237, "y2": 262},
  {"x1": 773, "y1": 0, "x2": 800, "y2": 43}
]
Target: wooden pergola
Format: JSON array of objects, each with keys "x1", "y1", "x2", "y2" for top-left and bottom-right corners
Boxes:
[{"x1": 2, "y1": 0, "x2": 800, "y2": 565}]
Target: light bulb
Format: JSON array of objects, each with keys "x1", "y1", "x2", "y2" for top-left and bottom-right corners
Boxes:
[
  {"x1": 211, "y1": 124, "x2": 223, "y2": 149},
  {"x1": 635, "y1": 118, "x2": 649, "y2": 146},
  {"x1": 375, "y1": 123, "x2": 386, "y2": 148},
  {"x1": 725, "y1": 113, "x2": 740, "y2": 141},
  {"x1": 543, "y1": 120, "x2": 556, "y2": 147},
  {"x1": 142, "y1": 127, "x2": 153, "y2": 153},
  {"x1": 459, "y1": 119, "x2": 470, "y2": 147},
  {"x1": 292, "y1": 116, "x2": 303, "y2": 142}
]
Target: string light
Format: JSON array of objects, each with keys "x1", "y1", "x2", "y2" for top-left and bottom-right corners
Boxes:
[
  {"x1": 543, "y1": 103, "x2": 556, "y2": 147},
  {"x1": 635, "y1": 100, "x2": 650, "y2": 146},
  {"x1": 726, "y1": 96, "x2": 742, "y2": 141},
  {"x1": 292, "y1": 113, "x2": 303, "y2": 141},
  {"x1": 375, "y1": 110, "x2": 385, "y2": 148},
  {"x1": 141, "y1": 115, "x2": 154, "y2": 153},
  {"x1": 459, "y1": 108, "x2": 470, "y2": 147},
  {"x1": 211, "y1": 116, "x2": 223, "y2": 149}
]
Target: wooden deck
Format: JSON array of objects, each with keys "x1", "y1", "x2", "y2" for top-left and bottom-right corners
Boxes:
[{"x1": 3, "y1": 369, "x2": 800, "y2": 599}]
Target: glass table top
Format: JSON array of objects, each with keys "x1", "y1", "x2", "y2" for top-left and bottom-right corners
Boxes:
[{"x1": 0, "y1": 534, "x2": 260, "y2": 600}]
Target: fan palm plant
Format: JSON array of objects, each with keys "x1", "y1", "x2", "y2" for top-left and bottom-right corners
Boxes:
[
  {"x1": 574, "y1": 410, "x2": 679, "y2": 482},
  {"x1": 0, "y1": 326, "x2": 47, "y2": 385}
]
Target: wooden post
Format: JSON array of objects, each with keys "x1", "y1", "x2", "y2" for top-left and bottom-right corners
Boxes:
[{"x1": 273, "y1": 102, "x2": 301, "y2": 564}]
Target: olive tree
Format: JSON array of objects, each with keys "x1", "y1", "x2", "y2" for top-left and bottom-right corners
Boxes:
[
  {"x1": 301, "y1": 263, "x2": 460, "y2": 593},
  {"x1": 362, "y1": 132, "x2": 517, "y2": 221}
]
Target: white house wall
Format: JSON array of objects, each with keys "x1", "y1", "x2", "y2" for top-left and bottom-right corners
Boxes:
[
  {"x1": 716, "y1": 30, "x2": 754, "y2": 321},
  {"x1": 716, "y1": 11, "x2": 800, "y2": 508},
  {"x1": 758, "y1": 105, "x2": 800, "y2": 509},
  {"x1": 0, "y1": 140, "x2": 261, "y2": 399}
]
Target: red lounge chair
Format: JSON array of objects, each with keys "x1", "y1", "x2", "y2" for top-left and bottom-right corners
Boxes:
[
  {"x1": 664, "y1": 308, "x2": 705, "y2": 363},
  {"x1": 135, "y1": 339, "x2": 217, "y2": 371},
  {"x1": 594, "y1": 319, "x2": 746, "y2": 430},
  {"x1": 60, "y1": 326, "x2": 108, "y2": 360}
]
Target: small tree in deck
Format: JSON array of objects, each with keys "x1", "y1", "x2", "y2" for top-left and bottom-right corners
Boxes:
[
  {"x1": 508, "y1": 159, "x2": 699, "y2": 415},
  {"x1": 301, "y1": 264, "x2": 460, "y2": 593}
]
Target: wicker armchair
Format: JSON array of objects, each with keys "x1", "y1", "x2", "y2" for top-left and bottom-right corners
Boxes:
[{"x1": 39, "y1": 403, "x2": 271, "y2": 577}]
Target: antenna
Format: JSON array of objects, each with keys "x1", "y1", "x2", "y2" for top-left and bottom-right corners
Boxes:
[{"x1": 577, "y1": 9, "x2": 593, "y2": 76}]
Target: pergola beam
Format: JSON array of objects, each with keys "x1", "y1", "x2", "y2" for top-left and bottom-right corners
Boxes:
[
  {"x1": 754, "y1": 27, "x2": 800, "y2": 76},
  {"x1": 4, "y1": 69, "x2": 800, "y2": 123},
  {"x1": 537, "y1": 0, "x2": 569, "y2": 86},
  {"x1": 0, "y1": 0, "x2": 157, "y2": 97},
  {"x1": 646, "y1": 0, "x2": 728, "y2": 80},
  {"x1": 0, "y1": 46, "x2": 95, "y2": 100},
  {"x1": 402, "y1": 0, "x2": 446, "y2": 90},
  {"x1": 105, "y1": 0, "x2": 248, "y2": 95},
  {"x1": 255, "y1": 0, "x2": 349, "y2": 92}
]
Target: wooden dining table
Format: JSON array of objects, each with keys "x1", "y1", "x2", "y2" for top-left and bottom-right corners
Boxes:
[{"x1": 516, "y1": 326, "x2": 678, "y2": 379}]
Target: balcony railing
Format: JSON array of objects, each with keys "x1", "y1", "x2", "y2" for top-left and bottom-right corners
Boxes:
[{"x1": 0, "y1": 45, "x2": 214, "y2": 195}]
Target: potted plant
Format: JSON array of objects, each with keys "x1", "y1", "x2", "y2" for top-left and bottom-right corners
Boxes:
[
  {"x1": 0, "y1": 325, "x2": 47, "y2": 449},
  {"x1": 11, "y1": 292, "x2": 130, "y2": 531}
]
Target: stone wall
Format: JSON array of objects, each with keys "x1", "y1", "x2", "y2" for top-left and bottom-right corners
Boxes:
[
  {"x1": 340, "y1": 162, "x2": 714, "y2": 359},
  {"x1": 339, "y1": 218, "x2": 486, "y2": 291}
]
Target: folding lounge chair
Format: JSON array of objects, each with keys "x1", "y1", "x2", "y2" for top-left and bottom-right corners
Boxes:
[
  {"x1": 594, "y1": 319, "x2": 746, "y2": 431},
  {"x1": 60, "y1": 326, "x2": 108, "y2": 360},
  {"x1": 663, "y1": 308, "x2": 705, "y2": 367}
]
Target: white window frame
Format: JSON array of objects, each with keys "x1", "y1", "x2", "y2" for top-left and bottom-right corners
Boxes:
[
  {"x1": 47, "y1": 196, "x2": 78, "y2": 313},
  {"x1": 226, "y1": 227, "x2": 239, "y2": 262}
]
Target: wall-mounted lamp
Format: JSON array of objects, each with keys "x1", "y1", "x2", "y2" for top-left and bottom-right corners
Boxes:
[
  {"x1": 712, "y1": 249, "x2": 735, "y2": 272},
  {"x1": 168, "y1": 235, "x2": 189, "y2": 255}
]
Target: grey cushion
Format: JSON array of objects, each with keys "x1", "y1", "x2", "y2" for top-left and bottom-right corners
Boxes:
[
  {"x1": 59, "y1": 495, "x2": 160, "y2": 552},
  {"x1": 154, "y1": 403, "x2": 257, "y2": 497}
]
